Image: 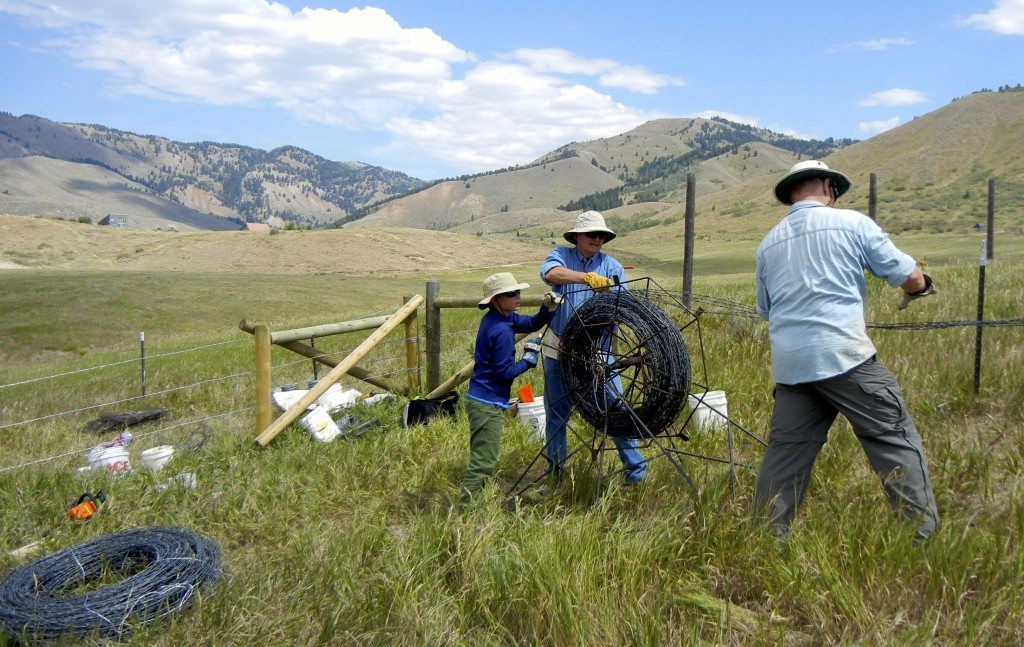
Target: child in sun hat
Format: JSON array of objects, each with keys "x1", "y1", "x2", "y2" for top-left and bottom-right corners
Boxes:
[{"x1": 459, "y1": 272, "x2": 560, "y2": 502}]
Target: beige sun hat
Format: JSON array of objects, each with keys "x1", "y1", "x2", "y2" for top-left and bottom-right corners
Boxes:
[
  {"x1": 478, "y1": 272, "x2": 531, "y2": 309},
  {"x1": 563, "y1": 210, "x2": 616, "y2": 243},
  {"x1": 773, "y1": 160, "x2": 852, "y2": 205}
]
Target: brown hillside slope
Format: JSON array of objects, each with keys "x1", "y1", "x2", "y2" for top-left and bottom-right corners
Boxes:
[
  {"x1": 0, "y1": 157, "x2": 237, "y2": 231},
  {"x1": 349, "y1": 156, "x2": 618, "y2": 230},
  {"x1": 0, "y1": 215, "x2": 553, "y2": 275}
]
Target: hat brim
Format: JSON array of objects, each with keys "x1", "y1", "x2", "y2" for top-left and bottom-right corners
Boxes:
[
  {"x1": 478, "y1": 281, "x2": 531, "y2": 307},
  {"x1": 563, "y1": 229, "x2": 617, "y2": 244},
  {"x1": 773, "y1": 168, "x2": 851, "y2": 205}
]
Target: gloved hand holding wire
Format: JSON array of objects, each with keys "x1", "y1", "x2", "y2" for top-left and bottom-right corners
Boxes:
[
  {"x1": 898, "y1": 273, "x2": 937, "y2": 310},
  {"x1": 542, "y1": 292, "x2": 562, "y2": 312},
  {"x1": 521, "y1": 337, "x2": 542, "y2": 368},
  {"x1": 583, "y1": 272, "x2": 614, "y2": 292}
]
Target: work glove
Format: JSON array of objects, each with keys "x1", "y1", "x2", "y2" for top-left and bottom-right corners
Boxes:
[
  {"x1": 583, "y1": 272, "x2": 614, "y2": 293},
  {"x1": 898, "y1": 273, "x2": 937, "y2": 310},
  {"x1": 542, "y1": 291, "x2": 562, "y2": 312},
  {"x1": 521, "y1": 337, "x2": 542, "y2": 368}
]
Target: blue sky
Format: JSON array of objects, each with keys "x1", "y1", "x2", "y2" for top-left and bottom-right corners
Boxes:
[{"x1": 0, "y1": 1, "x2": 1021, "y2": 180}]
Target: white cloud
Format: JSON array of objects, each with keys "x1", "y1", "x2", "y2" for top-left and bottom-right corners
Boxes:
[
  {"x1": 859, "y1": 118, "x2": 901, "y2": 134},
  {"x1": 828, "y1": 37, "x2": 915, "y2": 53},
  {"x1": 857, "y1": 88, "x2": 928, "y2": 107},
  {"x1": 959, "y1": 0, "x2": 1024, "y2": 35},
  {"x1": 386, "y1": 61, "x2": 668, "y2": 172},
  {"x1": 0, "y1": 0, "x2": 682, "y2": 173},
  {"x1": 511, "y1": 48, "x2": 684, "y2": 94}
]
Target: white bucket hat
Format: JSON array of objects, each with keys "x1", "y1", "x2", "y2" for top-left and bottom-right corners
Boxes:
[
  {"x1": 563, "y1": 210, "x2": 616, "y2": 243},
  {"x1": 478, "y1": 272, "x2": 531, "y2": 309},
  {"x1": 773, "y1": 160, "x2": 852, "y2": 205}
]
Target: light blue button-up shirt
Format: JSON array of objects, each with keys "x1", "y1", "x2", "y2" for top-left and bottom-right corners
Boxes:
[
  {"x1": 541, "y1": 246, "x2": 626, "y2": 336},
  {"x1": 755, "y1": 200, "x2": 916, "y2": 385}
]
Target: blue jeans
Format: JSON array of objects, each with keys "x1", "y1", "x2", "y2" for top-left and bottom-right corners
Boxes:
[{"x1": 542, "y1": 355, "x2": 647, "y2": 479}]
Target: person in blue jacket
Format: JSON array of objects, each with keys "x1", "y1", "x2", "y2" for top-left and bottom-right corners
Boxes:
[
  {"x1": 460, "y1": 272, "x2": 558, "y2": 502},
  {"x1": 540, "y1": 211, "x2": 648, "y2": 486}
]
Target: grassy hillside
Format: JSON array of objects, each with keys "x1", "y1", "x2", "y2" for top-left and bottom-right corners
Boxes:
[{"x1": 0, "y1": 214, "x2": 553, "y2": 276}]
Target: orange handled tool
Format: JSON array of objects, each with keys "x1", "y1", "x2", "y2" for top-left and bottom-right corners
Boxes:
[{"x1": 65, "y1": 491, "x2": 106, "y2": 521}]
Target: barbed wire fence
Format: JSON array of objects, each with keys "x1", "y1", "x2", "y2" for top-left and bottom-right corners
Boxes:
[{"x1": 2, "y1": 288, "x2": 1022, "y2": 476}]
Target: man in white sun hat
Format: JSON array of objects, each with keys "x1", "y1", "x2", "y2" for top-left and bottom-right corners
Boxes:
[
  {"x1": 460, "y1": 272, "x2": 559, "y2": 502},
  {"x1": 753, "y1": 159, "x2": 939, "y2": 543},
  {"x1": 539, "y1": 210, "x2": 648, "y2": 486}
]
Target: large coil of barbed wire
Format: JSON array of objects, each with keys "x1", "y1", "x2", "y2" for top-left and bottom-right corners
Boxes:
[
  {"x1": 559, "y1": 290, "x2": 691, "y2": 439},
  {"x1": 0, "y1": 526, "x2": 222, "y2": 642}
]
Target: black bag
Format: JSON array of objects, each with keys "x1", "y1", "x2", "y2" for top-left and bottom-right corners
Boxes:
[{"x1": 401, "y1": 391, "x2": 460, "y2": 428}]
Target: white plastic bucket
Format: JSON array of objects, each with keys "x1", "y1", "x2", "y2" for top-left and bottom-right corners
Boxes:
[
  {"x1": 299, "y1": 405, "x2": 341, "y2": 443},
  {"x1": 140, "y1": 445, "x2": 175, "y2": 472},
  {"x1": 687, "y1": 390, "x2": 729, "y2": 430},
  {"x1": 87, "y1": 445, "x2": 131, "y2": 475},
  {"x1": 517, "y1": 396, "x2": 546, "y2": 442}
]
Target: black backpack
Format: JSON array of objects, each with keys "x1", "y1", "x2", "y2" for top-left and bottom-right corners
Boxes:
[{"x1": 401, "y1": 391, "x2": 460, "y2": 428}]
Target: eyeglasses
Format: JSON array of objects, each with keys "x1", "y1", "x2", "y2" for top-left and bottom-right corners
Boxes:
[
  {"x1": 501, "y1": 290, "x2": 521, "y2": 298},
  {"x1": 582, "y1": 231, "x2": 608, "y2": 240}
]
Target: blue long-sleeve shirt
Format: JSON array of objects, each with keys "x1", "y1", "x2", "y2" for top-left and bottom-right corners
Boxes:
[
  {"x1": 755, "y1": 200, "x2": 916, "y2": 385},
  {"x1": 467, "y1": 306, "x2": 553, "y2": 406}
]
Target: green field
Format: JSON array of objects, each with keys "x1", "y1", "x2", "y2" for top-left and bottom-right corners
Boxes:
[{"x1": 1, "y1": 232, "x2": 1024, "y2": 645}]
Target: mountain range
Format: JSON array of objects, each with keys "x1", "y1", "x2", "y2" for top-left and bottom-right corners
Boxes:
[{"x1": 1, "y1": 89, "x2": 1022, "y2": 235}]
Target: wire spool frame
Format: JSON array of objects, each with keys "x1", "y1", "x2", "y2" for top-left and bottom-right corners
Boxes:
[{"x1": 559, "y1": 290, "x2": 691, "y2": 439}]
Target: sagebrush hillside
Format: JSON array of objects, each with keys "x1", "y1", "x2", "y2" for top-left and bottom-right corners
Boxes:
[{"x1": 0, "y1": 112, "x2": 425, "y2": 228}]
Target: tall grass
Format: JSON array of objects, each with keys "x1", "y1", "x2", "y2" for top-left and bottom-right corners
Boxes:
[{"x1": 1, "y1": 234, "x2": 1023, "y2": 645}]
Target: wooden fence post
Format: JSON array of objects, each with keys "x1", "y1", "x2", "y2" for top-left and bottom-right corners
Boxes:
[
  {"x1": 404, "y1": 295, "x2": 421, "y2": 393},
  {"x1": 869, "y1": 173, "x2": 877, "y2": 221},
  {"x1": 254, "y1": 322, "x2": 272, "y2": 436},
  {"x1": 682, "y1": 172, "x2": 695, "y2": 309},
  {"x1": 425, "y1": 278, "x2": 441, "y2": 392}
]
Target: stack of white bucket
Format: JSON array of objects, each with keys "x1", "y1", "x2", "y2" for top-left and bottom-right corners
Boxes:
[{"x1": 687, "y1": 390, "x2": 729, "y2": 430}]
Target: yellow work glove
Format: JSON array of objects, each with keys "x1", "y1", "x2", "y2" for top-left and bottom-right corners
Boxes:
[{"x1": 583, "y1": 272, "x2": 614, "y2": 293}]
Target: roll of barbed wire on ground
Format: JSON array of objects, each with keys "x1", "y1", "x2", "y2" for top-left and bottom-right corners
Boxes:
[
  {"x1": 560, "y1": 290, "x2": 691, "y2": 439},
  {"x1": 0, "y1": 526, "x2": 222, "y2": 642}
]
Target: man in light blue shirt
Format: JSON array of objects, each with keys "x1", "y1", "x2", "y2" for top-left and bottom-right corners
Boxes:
[
  {"x1": 754, "y1": 160, "x2": 939, "y2": 543},
  {"x1": 540, "y1": 211, "x2": 648, "y2": 486}
]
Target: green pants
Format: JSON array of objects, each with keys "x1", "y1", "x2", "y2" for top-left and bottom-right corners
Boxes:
[{"x1": 460, "y1": 398, "x2": 507, "y2": 501}]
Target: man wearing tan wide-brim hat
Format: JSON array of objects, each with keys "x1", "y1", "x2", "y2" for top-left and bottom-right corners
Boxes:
[
  {"x1": 754, "y1": 160, "x2": 939, "y2": 543},
  {"x1": 539, "y1": 210, "x2": 648, "y2": 486}
]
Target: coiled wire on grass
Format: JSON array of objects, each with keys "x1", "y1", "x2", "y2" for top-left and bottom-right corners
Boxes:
[
  {"x1": 0, "y1": 526, "x2": 222, "y2": 642},
  {"x1": 560, "y1": 290, "x2": 691, "y2": 439}
]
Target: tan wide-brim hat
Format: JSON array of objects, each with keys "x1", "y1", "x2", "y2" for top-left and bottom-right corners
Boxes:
[
  {"x1": 478, "y1": 272, "x2": 531, "y2": 308},
  {"x1": 563, "y1": 210, "x2": 616, "y2": 243},
  {"x1": 773, "y1": 160, "x2": 852, "y2": 205}
]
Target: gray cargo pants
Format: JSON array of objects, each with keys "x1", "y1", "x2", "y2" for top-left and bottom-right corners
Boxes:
[{"x1": 754, "y1": 356, "x2": 939, "y2": 542}]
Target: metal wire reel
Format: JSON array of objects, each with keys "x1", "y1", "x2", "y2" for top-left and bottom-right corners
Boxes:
[{"x1": 559, "y1": 289, "x2": 691, "y2": 439}]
